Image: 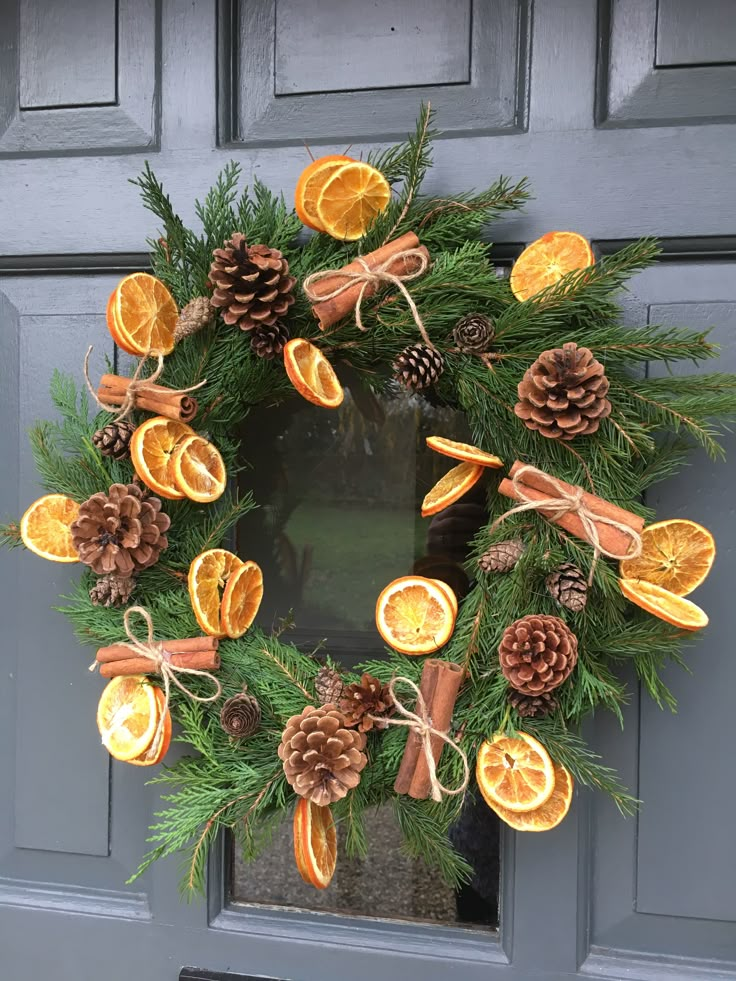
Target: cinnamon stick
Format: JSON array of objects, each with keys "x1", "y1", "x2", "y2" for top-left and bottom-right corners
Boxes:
[
  {"x1": 408, "y1": 660, "x2": 464, "y2": 800},
  {"x1": 98, "y1": 374, "x2": 198, "y2": 423},
  {"x1": 98, "y1": 650, "x2": 220, "y2": 678},
  {"x1": 393, "y1": 660, "x2": 440, "y2": 795},
  {"x1": 96, "y1": 636, "x2": 219, "y2": 664},
  {"x1": 309, "y1": 231, "x2": 430, "y2": 330}
]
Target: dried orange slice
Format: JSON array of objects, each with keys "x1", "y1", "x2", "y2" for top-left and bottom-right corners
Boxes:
[
  {"x1": 316, "y1": 161, "x2": 391, "y2": 241},
  {"x1": 295, "y1": 155, "x2": 353, "y2": 232},
  {"x1": 171, "y1": 434, "x2": 227, "y2": 503},
  {"x1": 619, "y1": 519, "x2": 715, "y2": 597},
  {"x1": 20, "y1": 494, "x2": 80, "y2": 563},
  {"x1": 293, "y1": 798, "x2": 337, "y2": 889},
  {"x1": 128, "y1": 689, "x2": 172, "y2": 767},
  {"x1": 485, "y1": 762, "x2": 574, "y2": 831},
  {"x1": 430, "y1": 578, "x2": 458, "y2": 618},
  {"x1": 109, "y1": 273, "x2": 178, "y2": 356},
  {"x1": 221, "y1": 560, "x2": 264, "y2": 639},
  {"x1": 283, "y1": 338, "x2": 344, "y2": 408},
  {"x1": 96, "y1": 674, "x2": 159, "y2": 762},
  {"x1": 375, "y1": 575, "x2": 456, "y2": 655},
  {"x1": 129, "y1": 416, "x2": 194, "y2": 499},
  {"x1": 619, "y1": 578, "x2": 708, "y2": 631},
  {"x1": 510, "y1": 232, "x2": 595, "y2": 302},
  {"x1": 426, "y1": 436, "x2": 504, "y2": 469},
  {"x1": 476, "y1": 732, "x2": 556, "y2": 813},
  {"x1": 188, "y1": 548, "x2": 244, "y2": 637},
  {"x1": 421, "y1": 462, "x2": 484, "y2": 518}
]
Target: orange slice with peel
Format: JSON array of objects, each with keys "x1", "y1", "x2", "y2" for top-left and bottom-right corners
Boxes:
[
  {"x1": 295, "y1": 155, "x2": 353, "y2": 232},
  {"x1": 20, "y1": 494, "x2": 80, "y2": 562},
  {"x1": 188, "y1": 548, "x2": 244, "y2": 637},
  {"x1": 375, "y1": 575, "x2": 456, "y2": 655},
  {"x1": 171, "y1": 434, "x2": 227, "y2": 503},
  {"x1": 108, "y1": 273, "x2": 178, "y2": 356},
  {"x1": 129, "y1": 416, "x2": 194, "y2": 499},
  {"x1": 421, "y1": 462, "x2": 484, "y2": 518},
  {"x1": 316, "y1": 161, "x2": 391, "y2": 241},
  {"x1": 294, "y1": 798, "x2": 337, "y2": 889},
  {"x1": 221, "y1": 560, "x2": 264, "y2": 639},
  {"x1": 430, "y1": 578, "x2": 458, "y2": 618},
  {"x1": 476, "y1": 732, "x2": 556, "y2": 813},
  {"x1": 485, "y1": 762, "x2": 574, "y2": 831},
  {"x1": 96, "y1": 674, "x2": 159, "y2": 762},
  {"x1": 619, "y1": 519, "x2": 715, "y2": 597},
  {"x1": 619, "y1": 578, "x2": 708, "y2": 631},
  {"x1": 128, "y1": 689, "x2": 172, "y2": 767},
  {"x1": 510, "y1": 232, "x2": 595, "y2": 302},
  {"x1": 425, "y1": 436, "x2": 503, "y2": 469},
  {"x1": 284, "y1": 338, "x2": 344, "y2": 408}
]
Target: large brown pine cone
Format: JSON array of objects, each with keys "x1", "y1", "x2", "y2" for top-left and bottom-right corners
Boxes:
[
  {"x1": 514, "y1": 342, "x2": 611, "y2": 440},
  {"x1": 71, "y1": 483, "x2": 170, "y2": 577},
  {"x1": 339, "y1": 673, "x2": 394, "y2": 732},
  {"x1": 209, "y1": 233, "x2": 296, "y2": 332},
  {"x1": 278, "y1": 704, "x2": 367, "y2": 807},
  {"x1": 498, "y1": 614, "x2": 578, "y2": 695}
]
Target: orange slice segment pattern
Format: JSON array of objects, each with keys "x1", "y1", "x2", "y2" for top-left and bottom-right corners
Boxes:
[
  {"x1": 619, "y1": 519, "x2": 715, "y2": 596},
  {"x1": 221, "y1": 560, "x2": 264, "y2": 639},
  {"x1": 96, "y1": 675, "x2": 159, "y2": 762},
  {"x1": 375, "y1": 575, "x2": 456, "y2": 655},
  {"x1": 293, "y1": 798, "x2": 337, "y2": 889},
  {"x1": 188, "y1": 548, "x2": 244, "y2": 637},
  {"x1": 486, "y1": 763, "x2": 574, "y2": 831},
  {"x1": 421, "y1": 462, "x2": 484, "y2": 518},
  {"x1": 476, "y1": 732, "x2": 556, "y2": 813},
  {"x1": 20, "y1": 494, "x2": 80, "y2": 563},
  {"x1": 171, "y1": 434, "x2": 227, "y2": 503},
  {"x1": 510, "y1": 231, "x2": 594, "y2": 303},
  {"x1": 130, "y1": 416, "x2": 194, "y2": 499},
  {"x1": 284, "y1": 338, "x2": 344, "y2": 408},
  {"x1": 315, "y1": 162, "x2": 391, "y2": 241},
  {"x1": 111, "y1": 273, "x2": 179, "y2": 356},
  {"x1": 295, "y1": 155, "x2": 353, "y2": 232},
  {"x1": 619, "y1": 578, "x2": 709, "y2": 631},
  {"x1": 425, "y1": 436, "x2": 504, "y2": 469}
]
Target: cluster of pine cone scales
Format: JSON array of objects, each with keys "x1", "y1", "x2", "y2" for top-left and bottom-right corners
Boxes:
[
  {"x1": 209, "y1": 233, "x2": 296, "y2": 332},
  {"x1": 499, "y1": 614, "x2": 578, "y2": 695}
]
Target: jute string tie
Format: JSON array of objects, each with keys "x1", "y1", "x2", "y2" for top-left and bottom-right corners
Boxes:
[
  {"x1": 302, "y1": 249, "x2": 435, "y2": 349},
  {"x1": 89, "y1": 606, "x2": 222, "y2": 752},
  {"x1": 83, "y1": 345, "x2": 206, "y2": 424},
  {"x1": 490, "y1": 464, "x2": 642, "y2": 584},
  {"x1": 370, "y1": 676, "x2": 469, "y2": 803}
]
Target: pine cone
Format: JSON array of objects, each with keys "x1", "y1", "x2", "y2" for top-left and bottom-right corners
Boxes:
[
  {"x1": 393, "y1": 343, "x2": 444, "y2": 391},
  {"x1": 314, "y1": 664, "x2": 344, "y2": 705},
  {"x1": 89, "y1": 573, "x2": 135, "y2": 607},
  {"x1": 250, "y1": 320, "x2": 290, "y2": 360},
  {"x1": 174, "y1": 296, "x2": 214, "y2": 342},
  {"x1": 507, "y1": 689, "x2": 558, "y2": 719},
  {"x1": 546, "y1": 562, "x2": 587, "y2": 612},
  {"x1": 339, "y1": 673, "x2": 394, "y2": 732},
  {"x1": 278, "y1": 703, "x2": 367, "y2": 807},
  {"x1": 478, "y1": 538, "x2": 525, "y2": 574},
  {"x1": 453, "y1": 313, "x2": 495, "y2": 354},
  {"x1": 92, "y1": 421, "x2": 136, "y2": 460},
  {"x1": 209, "y1": 233, "x2": 296, "y2": 332},
  {"x1": 499, "y1": 614, "x2": 578, "y2": 695},
  {"x1": 71, "y1": 483, "x2": 170, "y2": 577},
  {"x1": 514, "y1": 342, "x2": 611, "y2": 440},
  {"x1": 220, "y1": 690, "x2": 261, "y2": 738}
]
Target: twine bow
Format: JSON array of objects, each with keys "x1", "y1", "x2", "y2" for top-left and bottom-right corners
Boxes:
[
  {"x1": 372, "y1": 676, "x2": 469, "y2": 803},
  {"x1": 83, "y1": 345, "x2": 206, "y2": 423},
  {"x1": 490, "y1": 464, "x2": 642, "y2": 584},
  {"x1": 90, "y1": 606, "x2": 222, "y2": 754},
  {"x1": 302, "y1": 249, "x2": 434, "y2": 348}
]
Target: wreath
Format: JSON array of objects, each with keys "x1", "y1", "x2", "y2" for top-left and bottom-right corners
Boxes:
[{"x1": 4, "y1": 106, "x2": 735, "y2": 895}]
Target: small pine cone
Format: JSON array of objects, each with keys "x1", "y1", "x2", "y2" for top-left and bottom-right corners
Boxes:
[
  {"x1": 499, "y1": 614, "x2": 578, "y2": 695},
  {"x1": 546, "y1": 562, "x2": 588, "y2": 612},
  {"x1": 514, "y1": 342, "x2": 612, "y2": 440},
  {"x1": 250, "y1": 320, "x2": 290, "y2": 360},
  {"x1": 220, "y1": 690, "x2": 261, "y2": 739},
  {"x1": 453, "y1": 313, "x2": 495, "y2": 354},
  {"x1": 89, "y1": 573, "x2": 135, "y2": 608},
  {"x1": 278, "y1": 703, "x2": 367, "y2": 807},
  {"x1": 478, "y1": 538, "x2": 525, "y2": 574},
  {"x1": 393, "y1": 343, "x2": 444, "y2": 391},
  {"x1": 174, "y1": 296, "x2": 214, "y2": 342},
  {"x1": 507, "y1": 689, "x2": 558, "y2": 719},
  {"x1": 314, "y1": 664, "x2": 344, "y2": 705},
  {"x1": 209, "y1": 233, "x2": 296, "y2": 332},
  {"x1": 339, "y1": 673, "x2": 394, "y2": 732},
  {"x1": 92, "y1": 421, "x2": 136, "y2": 461}
]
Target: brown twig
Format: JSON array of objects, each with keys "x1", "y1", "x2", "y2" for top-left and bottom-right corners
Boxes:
[
  {"x1": 462, "y1": 596, "x2": 486, "y2": 675},
  {"x1": 559, "y1": 441, "x2": 596, "y2": 493},
  {"x1": 609, "y1": 416, "x2": 641, "y2": 457},
  {"x1": 259, "y1": 646, "x2": 314, "y2": 701}
]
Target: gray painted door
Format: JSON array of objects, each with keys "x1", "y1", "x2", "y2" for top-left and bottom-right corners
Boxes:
[{"x1": 1, "y1": 1, "x2": 735, "y2": 979}]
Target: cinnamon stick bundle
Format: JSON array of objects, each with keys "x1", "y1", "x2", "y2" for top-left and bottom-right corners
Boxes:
[
  {"x1": 96, "y1": 636, "x2": 219, "y2": 679},
  {"x1": 309, "y1": 231, "x2": 430, "y2": 330},
  {"x1": 98, "y1": 374, "x2": 198, "y2": 423}
]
